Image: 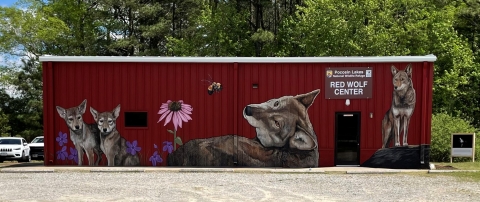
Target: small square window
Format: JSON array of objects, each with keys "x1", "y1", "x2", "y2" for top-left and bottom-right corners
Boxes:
[{"x1": 125, "y1": 112, "x2": 148, "y2": 127}]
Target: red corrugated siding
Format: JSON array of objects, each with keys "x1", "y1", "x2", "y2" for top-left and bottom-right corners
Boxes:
[
  {"x1": 50, "y1": 62, "x2": 235, "y2": 166},
  {"x1": 44, "y1": 60, "x2": 434, "y2": 167},
  {"x1": 237, "y1": 62, "x2": 430, "y2": 166}
]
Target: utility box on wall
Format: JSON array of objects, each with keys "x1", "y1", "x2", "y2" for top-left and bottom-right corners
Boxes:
[{"x1": 41, "y1": 55, "x2": 436, "y2": 168}]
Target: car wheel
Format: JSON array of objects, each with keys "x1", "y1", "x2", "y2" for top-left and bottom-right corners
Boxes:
[
  {"x1": 26, "y1": 152, "x2": 31, "y2": 162},
  {"x1": 20, "y1": 151, "x2": 26, "y2": 162},
  {"x1": 20, "y1": 151, "x2": 30, "y2": 162}
]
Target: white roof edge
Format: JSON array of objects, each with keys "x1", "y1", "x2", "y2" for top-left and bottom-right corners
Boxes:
[{"x1": 39, "y1": 55, "x2": 437, "y2": 63}]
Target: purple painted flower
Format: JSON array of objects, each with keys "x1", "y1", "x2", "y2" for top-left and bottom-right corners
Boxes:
[
  {"x1": 56, "y1": 131, "x2": 68, "y2": 146},
  {"x1": 56, "y1": 146, "x2": 68, "y2": 160},
  {"x1": 126, "y1": 140, "x2": 141, "y2": 155},
  {"x1": 157, "y1": 100, "x2": 193, "y2": 130},
  {"x1": 163, "y1": 141, "x2": 173, "y2": 154},
  {"x1": 68, "y1": 147, "x2": 78, "y2": 164},
  {"x1": 149, "y1": 151, "x2": 163, "y2": 166}
]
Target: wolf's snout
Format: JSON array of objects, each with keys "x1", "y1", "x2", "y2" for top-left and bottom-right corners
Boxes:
[
  {"x1": 102, "y1": 128, "x2": 107, "y2": 132},
  {"x1": 244, "y1": 106, "x2": 253, "y2": 116},
  {"x1": 75, "y1": 125, "x2": 80, "y2": 129}
]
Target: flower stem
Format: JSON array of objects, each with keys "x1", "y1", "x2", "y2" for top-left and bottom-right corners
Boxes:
[{"x1": 174, "y1": 129, "x2": 177, "y2": 151}]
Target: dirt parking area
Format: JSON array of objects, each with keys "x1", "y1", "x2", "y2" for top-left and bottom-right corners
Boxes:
[{"x1": 0, "y1": 171, "x2": 478, "y2": 202}]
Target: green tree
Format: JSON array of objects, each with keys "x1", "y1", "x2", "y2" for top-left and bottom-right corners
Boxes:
[
  {"x1": 5, "y1": 59, "x2": 43, "y2": 140},
  {"x1": 0, "y1": 67, "x2": 12, "y2": 137},
  {"x1": 0, "y1": 106, "x2": 11, "y2": 137},
  {"x1": 0, "y1": 1, "x2": 48, "y2": 140},
  {"x1": 278, "y1": 0, "x2": 478, "y2": 125},
  {"x1": 431, "y1": 113, "x2": 479, "y2": 162},
  {"x1": 92, "y1": 0, "x2": 204, "y2": 56},
  {"x1": 452, "y1": 0, "x2": 480, "y2": 128},
  {"x1": 167, "y1": 1, "x2": 254, "y2": 56},
  {"x1": 455, "y1": 0, "x2": 480, "y2": 61},
  {"x1": 46, "y1": 0, "x2": 110, "y2": 56},
  {"x1": 0, "y1": 2, "x2": 70, "y2": 58}
]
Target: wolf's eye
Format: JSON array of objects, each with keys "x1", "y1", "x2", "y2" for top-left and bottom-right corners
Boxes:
[
  {"x1": 77, "y1": 116, "x2": 81, "y2": 120},
  {"x1": 68, "y1": 118, "x2": 73, "y2": 121},
  {"x1": 108, "y1": 120, "x2": 113, "y2": 124},
  {"x1": 274, "y1": 120, "x2": 280, "y2": 127},
  {"x1": 99, "y1": 120, "x2": 103, "y2": 124},
  {"x1": 274, "y1": 101, "x2": 279, "y2": 107}
]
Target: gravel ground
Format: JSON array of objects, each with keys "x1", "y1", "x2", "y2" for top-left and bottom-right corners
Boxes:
[{"x1": 0, "y1": 172, "x2": 479, "y2": 202}]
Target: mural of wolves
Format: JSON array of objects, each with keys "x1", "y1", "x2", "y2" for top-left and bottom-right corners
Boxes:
[
  {"x1": 382, "y1": 64, "x2": 415, "y2": 148},
  {"x1": 168, "y1": 89, "x2": 320, "y2": 168},
  {"x1": 90, "y1": 104, "x2": 140, "y2": 166},
  {"x1": 56, "y1": 99, "x2": 103, "y2": 166}
]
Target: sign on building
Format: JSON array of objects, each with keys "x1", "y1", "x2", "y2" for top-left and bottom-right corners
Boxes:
[
  {"x1": 451, "y1": 133, "x2": 476, "y2": 163},
  {"x1": 325, "y1": 67, "x2": 373, "y2": 99}
]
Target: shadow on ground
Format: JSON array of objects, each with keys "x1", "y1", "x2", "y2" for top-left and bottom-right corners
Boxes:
[{"x1": 0, "y1": 161, "x2": 44, "y2": 168}]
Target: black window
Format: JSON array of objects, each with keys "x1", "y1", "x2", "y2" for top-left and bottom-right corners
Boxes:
[{"x1": 124, "y1": 112, "x2": 148, "y2": 127}]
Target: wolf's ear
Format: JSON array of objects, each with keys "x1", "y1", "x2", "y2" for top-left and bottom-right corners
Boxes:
[
  {"x1": 56, "y1": 106, "x2": 66, "y2": 119},
  {"x1": 113, "y1": 104, "x2": 121, "y2": 119},
  {"x1": 90, "y1": 107, "x2": 98, "y2": 121},
  {"x1": 78, "y1": 99, "x2": 87, "y2": 114},
  {"x1": 391, "y1": 65, "x2": 399, "y2": 76},
  {"x1": 289, "y1": 127, "x2": 317, "y2": 150},
  {"x1": 294, "y1": 89, "x2": 320, "y2": 109},
  {"x1": 405, "y1": 63, "x2": 413, "y2": 77}
]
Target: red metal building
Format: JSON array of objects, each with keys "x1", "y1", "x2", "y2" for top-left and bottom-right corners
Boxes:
[{"x1": 41, "y1": 55, "x2": 436, "y2": 168}]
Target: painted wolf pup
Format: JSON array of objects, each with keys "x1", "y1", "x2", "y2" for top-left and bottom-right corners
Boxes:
[
  {"x1": 382, "y1": 64, "x2": 416, "y2": 148},
  {"x1": 56, "y1": 99, "x2": 103, "y2": 166},
  {"x1": 90, "y1": 104, "x2": 140, "y2": 166}
]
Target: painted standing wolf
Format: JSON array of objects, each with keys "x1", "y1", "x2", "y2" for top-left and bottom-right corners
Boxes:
[
  {"x1": 56, "y1": 99, "x2": 103, "y2": 166},
  {"x1": 90, "y1": 104, "x2": 140, "y2": 166},
  {"x1": 382, "y1": 64, "x2": 415, "y2": 148}
]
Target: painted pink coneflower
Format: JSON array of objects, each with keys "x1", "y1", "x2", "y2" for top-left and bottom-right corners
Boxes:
[{"x1": 157, "y1": 100, "x2": 193, "y2": 131}]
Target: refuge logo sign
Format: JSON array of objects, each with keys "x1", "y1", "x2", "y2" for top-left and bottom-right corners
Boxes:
[{"x1": 325, "y1": 67, "x2": 373, "y2": 99}]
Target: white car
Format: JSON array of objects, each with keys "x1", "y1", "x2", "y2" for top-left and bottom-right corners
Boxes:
[
  {"x1": 28, "y1": 136, "x2": 44, "y2": 160},
  {"x1": 0, "y1": 137, "x2": 31, "y2": 163}
]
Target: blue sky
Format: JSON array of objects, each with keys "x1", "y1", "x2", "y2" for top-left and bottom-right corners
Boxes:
[{"x1": 1, "y1": 0, "x2": 18, "y2": 7}]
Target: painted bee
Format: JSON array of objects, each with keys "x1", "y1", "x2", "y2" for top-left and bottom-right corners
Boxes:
[
  {"x1": 202, "y1": 75, "x2": 223, "y2": 95},
  {"x1": 207, "y1": 81, "x2": 223, "y2": 95}
]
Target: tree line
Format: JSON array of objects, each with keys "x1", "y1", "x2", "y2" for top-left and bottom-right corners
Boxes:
[{"x1": 0, "y1": 0, "x2": 479, "y2": 140}]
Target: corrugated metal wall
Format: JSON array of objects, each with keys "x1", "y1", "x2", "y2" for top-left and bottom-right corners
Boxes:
[
  {"x1": 50, "y1": 62, "x2": 235, "y2": 166},
  {"x1": 237, "y1": 62, "x2": 431, "y2": 166},
  {"x1": 44, "y1": 61, "x2": 433, "y2": 167}
]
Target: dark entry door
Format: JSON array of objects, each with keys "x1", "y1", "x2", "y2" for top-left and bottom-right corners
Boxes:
[{"x1": 335, "y1": 112, "x2": 360, "y2": 166}]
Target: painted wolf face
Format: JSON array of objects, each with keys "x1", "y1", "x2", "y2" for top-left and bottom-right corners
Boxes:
[
  {"x1": 90, "y1": 104, "x2": 121, "y2": 134},
  {"x1": 56, "y1": 99, "x2": 87, "y2": 131},
  {"x1": 243, "y1": 90, "x2": 320, "y2": 150},
  {"x1": 391, "y1": 64, "x2": 412, "y2": 91}
]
